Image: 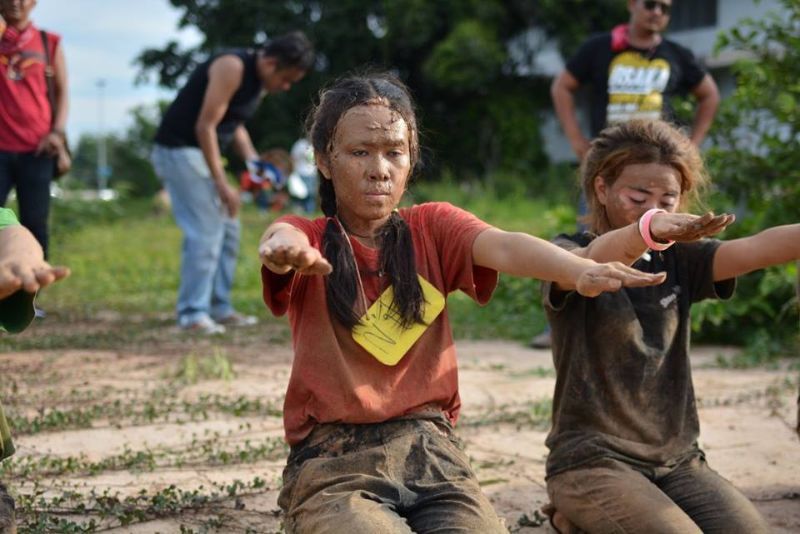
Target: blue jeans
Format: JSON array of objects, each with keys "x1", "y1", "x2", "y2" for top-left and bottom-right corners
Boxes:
[
  {"x1": 150, "y1": 145, "x2": 240, "y2": 325},
  {"x1": 0, "y1": 150, "x2": 52, "y2": 257}
]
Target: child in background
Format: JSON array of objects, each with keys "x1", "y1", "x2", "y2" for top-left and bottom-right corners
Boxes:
[
  {"x1": 541, "y1": 119, "x2": 796, "y2": 533},
  {"x1": 288, "y1": 138, "x2": 318, "y2": 213},
  {"x1": 259, "y1": 73, "x2": 668, "y2": 533}
]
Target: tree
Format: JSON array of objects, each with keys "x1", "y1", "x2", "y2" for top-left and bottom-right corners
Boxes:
[
  {"x1": 692, "y1": 0, "x2": 800, "y2": 355},
  {"x1": 135, "y1": 0, "x2": 625, "y2": 182}
]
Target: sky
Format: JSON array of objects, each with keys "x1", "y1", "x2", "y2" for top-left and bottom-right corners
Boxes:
[{"x1": 33, "y1": 0, "x2": 203, "y2": 142}]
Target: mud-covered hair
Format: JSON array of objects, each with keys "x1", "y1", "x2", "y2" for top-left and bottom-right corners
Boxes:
[
  {"x1": 306, "y1": 73, "x2": 423, "y2": 329},
  {"x1": 582, "y1": 120, "x2": 709, "y2": 233}
]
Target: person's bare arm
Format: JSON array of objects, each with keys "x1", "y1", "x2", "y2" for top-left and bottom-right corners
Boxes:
[
  {"x1": 259, "y1": 222, "x2": 331, "y2": 276},
  {"x1": 689, "y1": 74, "x2": 720, "y2": 146},
  {"x1": 713, "y1": 224, "x2": 800, "y2": 282},
  {"x1": 231, "y1": 125, "x2": 259, "y2": 163},
  {"x1": 0, "y1": 225, "x2": 70, "y2": 300},
  {"x1": 551, "y1": 70, "x2": 591, "y2": 161},
  {"x1": 572, "y1": 212, "x2": 734, "y2": 265},
  {"x1": 471, "y1": 228, "x2": 665, "y2": 297},
  {"x1": 196, "y1": 55, "x2": 245, "y2": 217}
]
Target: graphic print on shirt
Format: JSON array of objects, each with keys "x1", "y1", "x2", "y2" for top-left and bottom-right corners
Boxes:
[
  {"x1": 0, "y1": 26, "x2": 45, "y2": 81},
  {"x1": 607, "y1": 51, "x2": 670, "y2": 124}
]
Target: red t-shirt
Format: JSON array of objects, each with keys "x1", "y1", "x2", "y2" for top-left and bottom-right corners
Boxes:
[
  {"x1": 262, "y1": 202, "x2": 499, "y2": 445},
  {"x1": 0, "y1": 23, "x2": 59, "y2": 152}
]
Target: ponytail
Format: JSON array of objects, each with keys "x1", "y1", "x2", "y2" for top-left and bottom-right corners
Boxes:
[{"x1": 379, "y1": 212, "x2": 423, "y2": 328}]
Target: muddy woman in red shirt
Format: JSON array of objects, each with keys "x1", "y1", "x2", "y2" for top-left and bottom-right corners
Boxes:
[{"x1": 258, "y1": 73, "x2": 673, "y2": 533}]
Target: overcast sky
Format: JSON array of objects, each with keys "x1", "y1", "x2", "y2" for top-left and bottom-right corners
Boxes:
[{"x1": 33, "y1": 0, "x2": 202, "y2": 142}]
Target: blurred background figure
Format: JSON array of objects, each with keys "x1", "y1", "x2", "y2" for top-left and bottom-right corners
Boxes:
[
  {"x1": 288, "y1": 137, "x2": 317, "y2": 213},
  {"x1": 150, "y1": 31, "x2": 314, "y2": 334},
  {"x1": 0, "y1": 0, "x2": 70, "y2": 259},
  {"x1": 240, "y1": 147, "x2": 292, "y2": 213},
  {"x1": 551, "y1": 0, "x2": 719, "y2": 162}
]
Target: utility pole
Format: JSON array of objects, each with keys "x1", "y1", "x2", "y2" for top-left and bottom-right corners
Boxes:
[{"x1": 96, "y1": 78, "x2": 109, "y2": 192}]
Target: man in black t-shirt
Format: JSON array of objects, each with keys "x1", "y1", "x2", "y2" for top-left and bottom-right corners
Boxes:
[{"x1": 551, "y1": 0, "x2": 719, "y2": 161}]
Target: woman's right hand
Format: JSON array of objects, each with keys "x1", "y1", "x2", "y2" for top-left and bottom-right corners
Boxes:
[
  {"x1": 259, "y1": 225, "x2": 332, "y2": 276},
  {"x1": 650, "y1": 212, "x2": 735, "y2": 243}
]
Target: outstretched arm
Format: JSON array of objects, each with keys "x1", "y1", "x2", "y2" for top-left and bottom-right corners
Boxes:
[
  {"x1": 471, "y1": 228, "x2": 665, "y2": 297},
  {"x1": 713, "y1": 224, "x2": 800, "y2": 281},
  {"x1": 574, "y1": 212, "x2": 734, "y2": 265},
  {"x1": 0, "y1": 225, "x2": 70, "y2": 300},
  {"x1": 259, "y1": 222, "x2": 332, "y2": 276}
]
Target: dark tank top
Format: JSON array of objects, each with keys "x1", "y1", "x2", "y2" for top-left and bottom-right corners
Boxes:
[{"x1": 154, "y1": 49, "x2": 263, "y2": 149}]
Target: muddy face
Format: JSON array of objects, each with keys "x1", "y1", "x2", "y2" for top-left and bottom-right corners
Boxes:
[
  {"x1": 595, "y1": 162, "x2": 682, "y2": 230},
  {"x1": 316, "y1": 103, "x2": 411, "y2": 236}
]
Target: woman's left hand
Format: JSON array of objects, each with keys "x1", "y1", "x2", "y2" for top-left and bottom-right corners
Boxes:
[{"x1": 575, "y1": 261, "x2": 666, "y2": 297}]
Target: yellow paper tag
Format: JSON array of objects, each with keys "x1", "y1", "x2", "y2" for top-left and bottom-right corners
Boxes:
[{"x1": 352, "y1": 274, "x2": 446, "y2": 366}]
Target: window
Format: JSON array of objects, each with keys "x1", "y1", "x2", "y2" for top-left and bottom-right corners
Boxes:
[{"x1": 669, "y1": 0, "x2": 718, "y2": 31}]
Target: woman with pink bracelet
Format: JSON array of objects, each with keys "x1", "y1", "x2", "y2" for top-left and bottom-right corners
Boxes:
[{"x1": 541, "y1": 119, "x2": 797, "y2": 533}]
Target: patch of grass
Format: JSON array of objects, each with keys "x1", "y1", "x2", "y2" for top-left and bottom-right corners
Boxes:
[
  {"x1": 16, "y1": 477, "x2": 273, "y2": 532},
  {"x1": 174, "y1": 349, "x2": 236, "y2": 384},
  {"x1": 39, "y1": 198, "x2": 279, "y2": 322},
  {"x1": 2, "y1": 433, "x2": 288, "y2": 480},
  {"x1": 460, "y1": 398, "x2": 552, "y2": 430},
  {"x1": 713, "y1": 330, "x2": 800, "y2": 369},
  {"x1": 8, "y1": 392, "x2": 282, "y2": 436}
]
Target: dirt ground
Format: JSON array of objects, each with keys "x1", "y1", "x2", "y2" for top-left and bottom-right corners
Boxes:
[{"x1": 1, "y1": 323, "x2": 798, "y2": 533}]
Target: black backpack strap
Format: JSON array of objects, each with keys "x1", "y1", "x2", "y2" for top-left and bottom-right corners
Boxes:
[{"x1": 40, "y1": 30, "x2": 57, "y2": 125}]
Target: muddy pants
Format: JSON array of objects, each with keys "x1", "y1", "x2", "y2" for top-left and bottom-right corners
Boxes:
[
  {"x1": 0, "y1": 481, "x2": 15, "y2": 534},
  {"x1": 546, "y1": 453, "x2": 768, "y2": 534},
  {"x1": 278, "y1": 415, "x2": 506, "y2": 533}
]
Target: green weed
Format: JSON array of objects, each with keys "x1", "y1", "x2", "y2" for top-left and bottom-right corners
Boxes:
[{"x1": 174, "y1": 349, "x2": 236, "y2": 384}]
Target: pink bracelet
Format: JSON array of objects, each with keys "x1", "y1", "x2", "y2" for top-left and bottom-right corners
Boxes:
[{"x1": 637, "y1": 208, "x2": 675, "y2": 251}]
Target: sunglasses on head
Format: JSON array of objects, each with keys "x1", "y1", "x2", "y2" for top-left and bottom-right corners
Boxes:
[{"x1": 643, "y1": 0, "x2": 671, "y2": 15}]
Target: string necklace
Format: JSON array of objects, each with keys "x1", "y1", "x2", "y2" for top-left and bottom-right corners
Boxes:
[
  {"x1": 335, "y1": 215, "x2": 377, "y2": 240},
  {"x1": 332, "y1": 217, "x2": 374, "y2": 317},
  {"x1": 334, "y1": 216, "x2": 385, "y2": 277}
]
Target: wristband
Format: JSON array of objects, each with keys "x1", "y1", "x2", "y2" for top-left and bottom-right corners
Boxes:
[{"x1": 638, "y1": 208, "x2": 675, "y2": 251}]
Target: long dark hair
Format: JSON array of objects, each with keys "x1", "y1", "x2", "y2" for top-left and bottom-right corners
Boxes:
[{"x1": 306, "y1": 73, "x2": 424, "y2": 329}]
